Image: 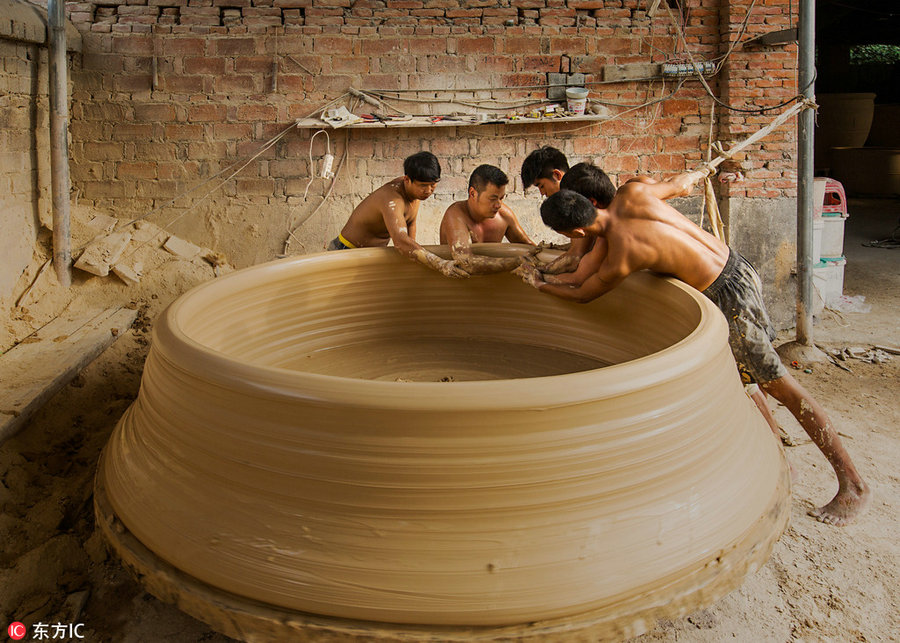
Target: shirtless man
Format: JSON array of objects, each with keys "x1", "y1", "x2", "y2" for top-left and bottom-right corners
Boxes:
[
  {"x1": 439, "y1": 164, "x2": 535, "y2": 275},
  {"x1": 515, "y1": 161, "x2": 871, "y2": 526},
  {"x1": 520, "y1": 146, "x2": 592, "y2": 274},
  {"x1": 327, "y1": 151, "x2": 466, "y2": 278}
]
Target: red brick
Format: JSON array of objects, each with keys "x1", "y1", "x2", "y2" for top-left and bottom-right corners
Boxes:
[
  {"x1": 212, "y1": 123, "x2": 253, "y2": 139},
  {"x1": 501, "y1": 36, "x2": 542, "y2": 54},
  {"x1": 82, "y1": 54, "x2": 123, "y2": 72},
  {"x1": 456, "y1": 36, "x2": 494, "y2": 54},
  {"x1": 215, "y1": 38, "x2": 258, "y2": 56},
  {"x1": 662, "y1": 99, "x2": 700, "y2": 116},
  {"x1": 361, "y1": 38, "x2": 409, "y2": 55},
  {"x1": 162, "y1": 75, "x2": 207, "y2": 93},
  {"x1": 110, "y1": 35, "x2": 153, "y2": 54},
  {"x1": 187, "y1": 142, "x2": 229, "y2": 159},
  {"x1": 131, "y1": 104, "x2": 175, "y2": 123},
  {"x1": 409, "y1": 36, "x2": 446, "y2": 54},
  {"x1": 111, "y1": 123, "x2": 155, "y2": 140},
  {"x1": 158, "y1": 161, "x2": 202, "y2": 181},
  {"x1": 164, "y1": 38, "x2": 207, "y2": 55},
  {"x1": 330, "y1": 56, "x2": 371, "y2": 73},
  {"x1": 476, "y1": 56, "x2": 515, "y2": 72},
  {"x1": 188, "y1": 104, "x2": 227, "y2": 122},
  {"x1": 314, "y1": 36, "x2": 353, "y2": 54},
  {"x1": 117, "y1": 162, "x2": 158, "y2": 179},
  {"x1": 83, "y1": 142, "x2": 125, "y2": 161},
  {"x1": 165, "y1": 124, "x2": 205, "y2": 140},
  {"x1": 236, "y1": 104, "x2": 278, "y2": 121},
  {"x1": 81, "y1": 181, "x2": 132, "y2": 198},
  {"x1": 214, "y1": 75, "x2": 260, "y2": 93},
  {"x1": 134, "y1": 142, "x2": 177, "y2": 161},
  {"x1": 234, "y1": 177, "x2": 277, "y2": 195},
  {"x1": 184, "y1": 56, "x2": 226, "y2": 74},
  {"x1": 522, "y1": 55, "x2": 561, "y2": 72}
]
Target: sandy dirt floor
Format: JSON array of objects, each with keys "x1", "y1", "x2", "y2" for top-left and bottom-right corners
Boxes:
[{"x1": 1, "y1": 198, "x2": 898, "y2": 642}]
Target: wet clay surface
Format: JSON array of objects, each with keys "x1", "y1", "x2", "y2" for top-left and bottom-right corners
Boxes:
[
  {"x1": 98, "y1": 246, "x2": 788, "y2": 630},
  {"x1": 277, "y1": 337, "x2": 609, "y2": 380}
]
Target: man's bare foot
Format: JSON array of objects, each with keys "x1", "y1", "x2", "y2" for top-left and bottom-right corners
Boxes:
[{"x1": 808, "y1": 482, "x2": 871, "y2": 526}]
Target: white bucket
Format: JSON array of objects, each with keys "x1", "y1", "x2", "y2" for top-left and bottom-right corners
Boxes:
[
  {"x1": 820, "y1": 212, "x2": 848, "y2": 258},
  {"x1": 813, "y1": 177, "x2": 827, "y2": 216},
  {"x1": 566, "y1": 87, "x2": 589, "y2": 115},
  {"x1": 812, "y1": 216, "x2": 824, "y2": 264},
  {"x1": 812, "y1": 256, "x2": 846, "y2": 313}
]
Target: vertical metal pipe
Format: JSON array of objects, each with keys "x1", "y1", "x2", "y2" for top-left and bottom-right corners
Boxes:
[
  {"x1": 48, "y1": 0, "x2": 72, "y2": 287},
  {"x1": 796, "y1": 0, "x2": 815, "y2": 344}
]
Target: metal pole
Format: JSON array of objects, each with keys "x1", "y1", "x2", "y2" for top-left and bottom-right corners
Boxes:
[
  {"x1": 48, "y1": 0, "x2": 72, "y2": 287},
  {"x1": 796, "y1": 0, "x2": 815, "y2": 344}
]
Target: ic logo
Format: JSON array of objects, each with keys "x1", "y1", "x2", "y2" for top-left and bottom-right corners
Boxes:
[{"x1": 7, "y1": 622, "x2": 27, "y2": 640}]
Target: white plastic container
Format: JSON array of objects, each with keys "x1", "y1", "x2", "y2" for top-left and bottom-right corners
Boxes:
[
  {"x1": 812, "y1": 216, "x2": 824, "y2": 264},
  {"x1": 566, "y1": 87, "x2": 589, "y2": 115},
  {"x1": 812, "y1": 256, "x2": 846, "y2": 313},
  {"x1": 813, "y1": 177, "x2": 827, "y2": 216},
  {"x1": 820, "y1": 212, "x2": 848, "y2": 259}
]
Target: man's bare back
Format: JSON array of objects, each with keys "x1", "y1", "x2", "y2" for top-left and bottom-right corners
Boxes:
[
  {"x1": 599, "y1": 179, "x2": 729, "y2": 292},
  {"x1": 518, "y1": 171, "x2": 726, "y2": 300},
  {"x1": 518, "y1": 163, "x2": 871, "y2": 526}
]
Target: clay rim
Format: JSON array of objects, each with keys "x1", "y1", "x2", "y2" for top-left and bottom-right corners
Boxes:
[{"x1": 151, "y1": 246, "x2": 730, "y2": 411}]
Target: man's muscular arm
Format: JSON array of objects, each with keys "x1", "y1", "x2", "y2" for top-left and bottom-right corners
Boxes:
[
  {"x1": 442, "y1": 209, "x2": 526, "y2": 275},
  {"x1": 384, "y1": 200, "x2": 468, "y2": 278},
  {"x1": 500, "y1": 206, "x2": 536, "y2": 246},
  {"x1": 624, "y1": 168, "x2": 711, "y2": 201},
  {"x1": 543, "y1": 237, "x2": 608, "y2": 286},
  {"x1": 532, "y1": 236, "x2": 592, "y2": 274},
  {"x1": 515, "y1": 256, "x2": 627, "y2": 303}
]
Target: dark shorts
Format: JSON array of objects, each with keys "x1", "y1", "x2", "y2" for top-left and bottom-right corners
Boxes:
[
  {"x1": 326, "y1": 234, "x2": 354, "y2": 251},
  {"x1": 702, "y1": 248, "x2": 787, "y2": 385}
]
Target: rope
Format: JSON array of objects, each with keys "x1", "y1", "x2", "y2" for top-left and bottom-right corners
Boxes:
[
  {"x1": 694, "y1": 98, "x2": 816, "y2": 242},
  {"x1": 701, "y1": 98, "x2": 815, "y2": 174}
]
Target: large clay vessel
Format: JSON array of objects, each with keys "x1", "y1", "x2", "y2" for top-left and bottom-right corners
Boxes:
[
  {"x1": 97, "y1": 245, "x2": 789, "y2": 639},
  {"x1": 814, "y1": 92, "x2": 876, "y2": 172}
]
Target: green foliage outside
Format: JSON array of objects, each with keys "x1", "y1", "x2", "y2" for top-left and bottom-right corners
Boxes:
[{"x1": 850, "y1": 44, "x2": 900, "y2": 65}]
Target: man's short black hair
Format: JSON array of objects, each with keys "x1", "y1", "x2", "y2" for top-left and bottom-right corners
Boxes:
[
  {"x1": 404, "y1": 151, "x2": 441, "y2": 183},
  {"x1": 468, "y1": 164, "x2": 509, "y2": 192},
  {"x1": 559, "y1": 162, "x2": 616, "y2": 207},
  {"x1": 521, "y1": 146, "x2": 569, "y2": 188},
  {"x1": 540, "y1": 189, "x2": 598, "y2": 232}
]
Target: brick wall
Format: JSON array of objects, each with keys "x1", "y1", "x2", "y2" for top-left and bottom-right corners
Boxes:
[
  {"x1": 63, "y1": 0, "x2": 799, "y2": 278},
  {"x1": 0, "y1": 37, "x2": 51, "y2": 309}
]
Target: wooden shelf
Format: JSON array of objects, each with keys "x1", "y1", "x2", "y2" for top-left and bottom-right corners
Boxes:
[{"x1": 294, "y1": 114, "x2": 607, "y2": 130}]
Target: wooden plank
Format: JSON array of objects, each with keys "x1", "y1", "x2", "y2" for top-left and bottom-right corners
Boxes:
[
  {"x1": 0, "y1": 306, "x2": 138, "y2": 444},
  {"x1": 602, "y1": 63, "x2": 661, "y2": 82},
  {"x1": 294, "y1": 113, "x2": 607, "y2": 130}
]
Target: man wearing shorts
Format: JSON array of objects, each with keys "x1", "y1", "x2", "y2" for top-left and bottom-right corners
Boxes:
[
  {"x1": 515, "y1": 161, "x2": 870, "y2": 526},
  {"x1": 327, "y1": 151, "x2": 466, "y2": 278}
]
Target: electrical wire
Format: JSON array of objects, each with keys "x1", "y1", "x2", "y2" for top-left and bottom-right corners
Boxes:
[
  {"x1": 282, "y1": 129, "x2": 350, "y2": 255},
  {"x1": 662, "y1": 1, "x2": 808, "y2": 114},
  {"x1": 302, "y1": 129, "x2": 332, "y2": 200}
]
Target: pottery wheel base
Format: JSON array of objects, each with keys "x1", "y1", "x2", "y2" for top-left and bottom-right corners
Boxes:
[{"x1": 94, "y1": 467, "x2": 790, "y2": 643}]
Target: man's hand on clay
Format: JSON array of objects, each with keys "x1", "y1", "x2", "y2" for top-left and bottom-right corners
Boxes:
[
  {"x1": 513, "y1": 263, "x2": 545, "y2": 289},
  {"x1": 535, "y1": 253, "x2": 580, "y2": 275},
  {"x1": 439, "y1": 259, "x2": 470, "y2": 279}
]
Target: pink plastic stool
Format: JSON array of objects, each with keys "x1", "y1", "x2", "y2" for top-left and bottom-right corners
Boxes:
[{"x1": 822, "y1": 178, "x2": 848, "y2": 215}]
